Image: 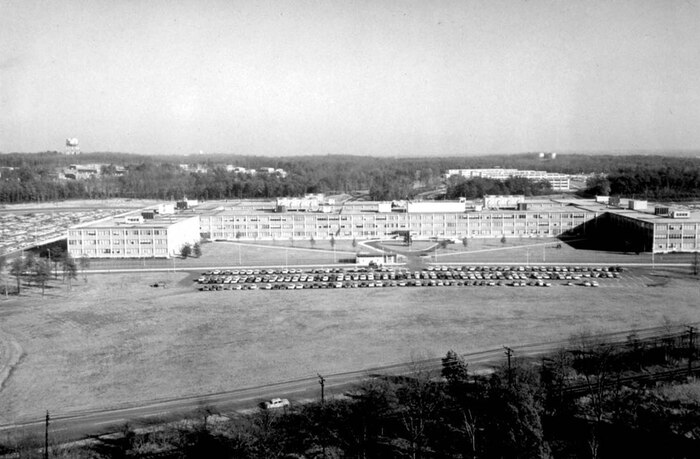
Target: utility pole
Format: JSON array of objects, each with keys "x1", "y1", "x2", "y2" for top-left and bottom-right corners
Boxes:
[
  {"x1": 318, "y1": 373, "x2": 328, "y2": 458},
  {"x1": 504, "y1": 346, "x2": 513, "y2": 385},
  {"x1": 318, "y1": 373, "x2": 326, "y2": 404},
  {"x1": 44, "y1": 410, "x2": 49, "y2": 459},
  {"x1": 688, "y1": 326, "x2": 695, "y2": 377}
]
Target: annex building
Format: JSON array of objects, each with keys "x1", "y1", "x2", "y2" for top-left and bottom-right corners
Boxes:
[{"x1": 67, "y1": 208, "x2": 200, "y2": 259}]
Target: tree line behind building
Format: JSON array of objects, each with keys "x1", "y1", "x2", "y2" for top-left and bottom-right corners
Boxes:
[{"x1": 1, "y1": 152, "x2": 700, "y2": 203}]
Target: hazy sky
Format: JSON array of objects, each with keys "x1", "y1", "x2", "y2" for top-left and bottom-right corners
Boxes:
[{"x1": 1, "y1": 0, "x2": 699, "y2": 156}]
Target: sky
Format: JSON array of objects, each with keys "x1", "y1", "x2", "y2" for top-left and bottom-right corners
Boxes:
[{"x1": 1, "y1": 0, "x2": 699, "y2": 156}]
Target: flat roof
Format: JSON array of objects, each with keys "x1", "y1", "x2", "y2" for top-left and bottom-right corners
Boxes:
[
  {"x1": 70, "y1": 198, "x2": 700, "y2": 225},
  {"x1": 552, "y1": 197, "x2": 700, "y2": 223},
  {"x1": 605, "y1": 208, "x2": 700, "y2": 224},
  {"x1": 72, "y1": 210, "x2": 198, "y2": 229}
]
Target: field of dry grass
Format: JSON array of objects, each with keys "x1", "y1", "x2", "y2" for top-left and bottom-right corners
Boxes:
[{"x1": 1, "y1": 262, "x2": 699, "y2": 424}]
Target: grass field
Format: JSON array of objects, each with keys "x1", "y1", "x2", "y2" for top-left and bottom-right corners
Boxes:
[
  {"x1": 378, "y1": 237, "x2": 696, "y2": 265},
  {"x1": 86, "y1": 240, "x2": 360, "y2": 272},
  {"x1": 1, "y1": 261, "x2": 699, "y2": 424}
]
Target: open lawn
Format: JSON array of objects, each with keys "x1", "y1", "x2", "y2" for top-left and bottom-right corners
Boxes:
[
  {"x1": 0, "y1": 266, "x2": 699, "y2": 424},
  {"x1": 86, "y1": 240, "x2": 360, "y2": 272},
  {"x1": 376, "y1": 237, "x2": 696, "y2": 265},
  {"x1": 83, "y1": 237, "x2": 695, "y2": 274}
]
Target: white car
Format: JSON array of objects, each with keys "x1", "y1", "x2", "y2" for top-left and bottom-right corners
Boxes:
[{"x1": 264, "y1": 398, "x2": 290, "y2": 409}]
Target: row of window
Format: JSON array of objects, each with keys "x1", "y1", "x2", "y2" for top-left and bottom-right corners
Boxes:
[
  {"x1": 71, "y1": 229, "x2": 166, "y2": 237},
  {"x1": 218, "y1": 228, "x2": 566, "y2": 238},
  {"x1": 70, "y1": 239, "x2": 168, "y2": 245},
  {"x1": 204, "y1": 213, "x2": 592, "y2": 224},
  {"x1": 72, "y1": 248, "x2": 169, "y2": 255},
  {"x1": 206, "y1": 220, "x2": 577, "y2": 231},
  {"x1": 657, "y1": 224, "x2": 698, "y2": 231}
]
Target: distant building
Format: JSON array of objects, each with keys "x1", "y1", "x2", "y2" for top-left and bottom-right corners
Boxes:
[
  {"x1": 483, "y1": 195, "x2": 525, "y2": 209},
  {"x1": 62, "y1": 164, "x2": 102, "y2": 180},
  {"x1": 0, "y1": 166, "x2": 15, "y2": 178},
  {"x1": 222, "y1": 166, "x2": 288, "y2": 177},
  {"x1": 179, "y1": 164, "x2": 208, "y2": 173},
  {"x1": 176, "y1": 198, "x2": 199, "y2": 210},
  {"x1": 445, "y1": 168, "x2": 570, "y2": 191},
  {"x1": 355, "y1": 253, "x2": 399, "y2": 266}
]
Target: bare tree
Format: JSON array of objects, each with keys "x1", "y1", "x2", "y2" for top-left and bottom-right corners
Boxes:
[
  {"x1": 62, "y1": 253, "x2": 78, "y2": 290},
  {"x1": 23, "y1": 252, "x2": 37, "y2": 286},
  {"x1": 10, "y1": 257, "x2": 23, "y2": 294},
  {"x1": 36, "y1": 259, "x2": 52, "y2": 296},
  {"x1": 79, "y1": 256, "x2": 90, "y2": 283},
  {"x1": 0, "y1": 255, "x2": 6, "y2": 296},
  {"x1": 396, "y1": 359, "x2": 443, "y2": 459},
  {"x1": 49, "y1": 246, "x2": 64, "y2": 279},
  {"x1": 568, "y1": 332, "x2": 621, "y2": 459}
]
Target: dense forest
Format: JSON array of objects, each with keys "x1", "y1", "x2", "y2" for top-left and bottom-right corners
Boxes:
[
  {"x1": 445, "y1": 176, "x2": 553, "y2": 199},
  {"x1": 1, "y1": 152, "x2": 699, "y2": 203},
  {"x1": 585, "y1": 167, "x2": 700, "y2": 201},
  {"x1": 4, "y1": 328, "x2": 698, "y2": 458}
]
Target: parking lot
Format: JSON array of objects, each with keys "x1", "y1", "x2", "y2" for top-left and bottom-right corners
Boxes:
[{"x1": 195, "y1": 265, "x2": 628, "y2": 291}]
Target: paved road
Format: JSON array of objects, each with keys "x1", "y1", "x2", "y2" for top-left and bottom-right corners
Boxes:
[{"x1": 2, "y1": 323, "x2": 693, "y2": 443}]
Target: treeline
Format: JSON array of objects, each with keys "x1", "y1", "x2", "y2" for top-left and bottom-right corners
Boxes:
[
  {"x1": 584, "y1": 166, "x2": 700, "y2": 200},
  {"x1": 445, "y1": 176, "x2": 553, "y2": 199},
  {"x1": 6, "y1": 328, "x2": 698, "y2": 458},
  {"x1": 2, "y1": 152, "x2": 700, "y2": 203}
]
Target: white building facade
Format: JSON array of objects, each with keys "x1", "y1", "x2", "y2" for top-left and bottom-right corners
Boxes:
[{"x1": 67, "y1": 214, "x2": 200, "y2": 259}]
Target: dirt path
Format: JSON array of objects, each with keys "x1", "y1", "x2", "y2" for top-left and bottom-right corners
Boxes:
[{"x1": 0, "y1": 326, "x2": 23, "y2": 393}]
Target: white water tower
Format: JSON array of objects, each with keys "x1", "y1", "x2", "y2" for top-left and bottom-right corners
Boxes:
[{"x1": 65, "y1": 138, "x2": 80, "y2": 155}]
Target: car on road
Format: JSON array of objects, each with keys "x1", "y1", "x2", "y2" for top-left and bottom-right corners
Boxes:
[{"x1": 263, "y1": 398, "x2": 290, "y2": 409}]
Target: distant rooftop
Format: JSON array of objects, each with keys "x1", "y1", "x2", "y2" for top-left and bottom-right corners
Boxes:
[{"x1": 72, "y1": 210, "x2": 198, "y2": 229}]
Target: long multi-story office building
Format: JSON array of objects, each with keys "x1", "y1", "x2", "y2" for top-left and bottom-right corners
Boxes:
[
  {"x1": 66, "y1": 196, "x2": 700, "y2": 258},
  {"x1": 198, "y1": 198, "x2": 599, "y2": 242},
  {"x1": 198, "y1": 196, "x2": 700, "y2": 254}
]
